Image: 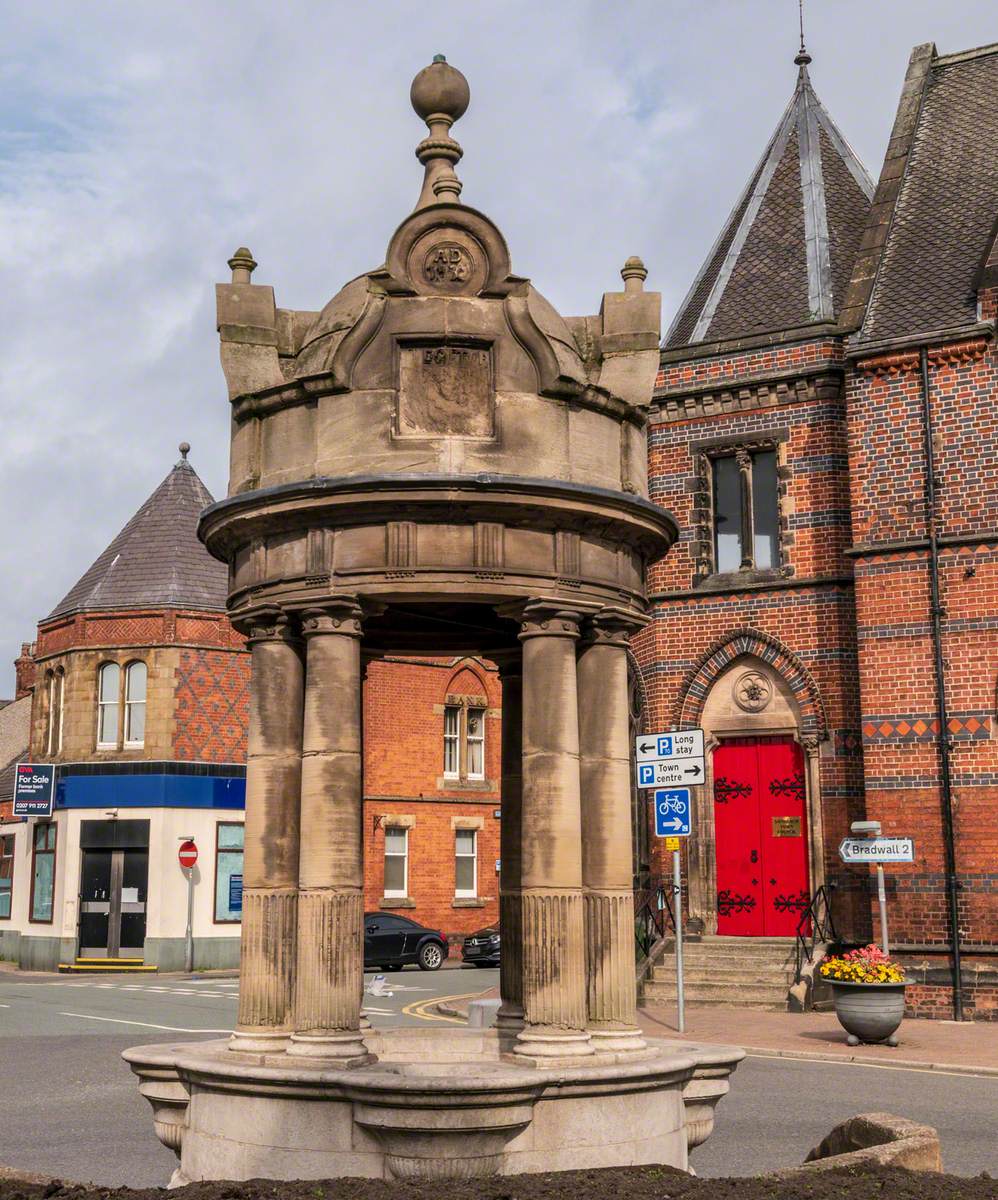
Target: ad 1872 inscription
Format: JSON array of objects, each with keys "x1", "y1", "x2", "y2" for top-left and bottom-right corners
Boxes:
[{"x1": 397, "y1": 344, "x2": 494, "y2": 438}]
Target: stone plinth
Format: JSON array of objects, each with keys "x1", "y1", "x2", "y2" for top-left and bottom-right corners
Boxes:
[{"x1": 124, "y1": 1030, "x2": 743, "y2": 1185}]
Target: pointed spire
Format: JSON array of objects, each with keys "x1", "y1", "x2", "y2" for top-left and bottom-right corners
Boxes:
[
  {"x1": 410, "y1": 55, "x2": 470, "y2": 209},
  {"x1": 664, "y1": 47, "x2": 875, "y2": 350}
]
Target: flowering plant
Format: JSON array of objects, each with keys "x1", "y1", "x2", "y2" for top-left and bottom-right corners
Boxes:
[{"x1": 819, "y1": 943, "x2": 905, "y2": 984}]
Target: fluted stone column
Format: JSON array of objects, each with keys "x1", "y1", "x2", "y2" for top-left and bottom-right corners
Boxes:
[
  {"x1": 289, "y1": 602, "x2": 371, "y2": 1063},
  {"x1": 578, "y1": 609, "x2": 646, "y2": 1052},
  {"x1": 495, "y1": 655, "x2": 523, "y2": 1031},
  {"x1": 514, "y1": 603, "x2": 593, "y2": 1062},
  {"x1": 231, "y1": 613, "x2": 304, "y2": 1054}
]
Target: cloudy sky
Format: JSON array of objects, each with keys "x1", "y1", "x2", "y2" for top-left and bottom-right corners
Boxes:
[{"x1": 1, "y1": 0, "x2": 994, "y2": 693}]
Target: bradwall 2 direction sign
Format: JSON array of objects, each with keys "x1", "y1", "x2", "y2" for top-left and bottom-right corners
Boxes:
[
  {"x1": 635, "y1": 730, "x2": 705, "y2": 789},
  {"x1": 838, "y1": 836, "x2": 915, "y2": 864},
  {"x1": 13, "y1": 763, "x2": 56, "y2": 818},
  {"x1": 654, "y1": 788, "x2": 691, "y2": 837}
]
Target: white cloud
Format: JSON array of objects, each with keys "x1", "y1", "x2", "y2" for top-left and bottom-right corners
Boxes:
[{"x1": 1, "y1": 0, "x2": 995, "y2": 691}]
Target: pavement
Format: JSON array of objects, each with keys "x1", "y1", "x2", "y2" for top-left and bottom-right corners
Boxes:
[{"x1": 638, "y1": 1000, "x2": 998, "y2": 1075}]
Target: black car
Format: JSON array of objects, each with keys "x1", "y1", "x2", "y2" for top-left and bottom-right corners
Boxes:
[
  {"x1": 364, "y1": 913, "x2": 447, "y2": 971},
  {"x1": 461, "y1": 923, "x2": 500, "y2": 966}
]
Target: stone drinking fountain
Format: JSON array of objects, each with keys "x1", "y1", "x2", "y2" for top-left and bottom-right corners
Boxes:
[{"x1": 124, "y1": 56, "x2": 742, "y2": 1183}]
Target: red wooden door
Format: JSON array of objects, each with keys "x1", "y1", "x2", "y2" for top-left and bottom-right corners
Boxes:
[{"x1": 713, "y1": 737, "x2": 809, "y2": 936}]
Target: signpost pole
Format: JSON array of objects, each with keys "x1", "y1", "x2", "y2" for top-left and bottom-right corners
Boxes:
[
  {"x1": 876, "y1": 863, "x2": 889, "y2": 956},
  {"x1": 185, "y1": 868, "x2": 195, "y2": 974},
  {"x1": 673, "y1": 848, "x2": 685, "y2": 1034}
]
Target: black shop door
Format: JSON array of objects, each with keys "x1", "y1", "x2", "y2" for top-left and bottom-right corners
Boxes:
[{"x1": 78, "y1": 820, "x2": 149, "y2": 959}]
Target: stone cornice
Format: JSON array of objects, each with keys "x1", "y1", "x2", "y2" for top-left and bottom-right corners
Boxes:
[
  {"x1": 851, "y1": 334, "x2": 992, "y2": 374},
  {"x1": 651, "y1": 364, "x2": 843, "y2": 425}
]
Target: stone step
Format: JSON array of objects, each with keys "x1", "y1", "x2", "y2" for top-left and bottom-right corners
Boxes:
[
  {"x1": 642, "y1": 991, "x2": 788, "y2": 1012},
  {"x1": 643, "y1": 980, "x2": 789, "y2": 1005},
  {"x1": 651, "y1": 966, "x2": 795, "y2": 985}
]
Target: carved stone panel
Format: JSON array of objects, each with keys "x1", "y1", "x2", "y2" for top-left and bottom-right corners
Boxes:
[{"x1": 396, "y1": 343, "x2": 494, "y2": 439}]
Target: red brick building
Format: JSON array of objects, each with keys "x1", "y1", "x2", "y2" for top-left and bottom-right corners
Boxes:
[{"x1": 635, "y1": 41, "x2": 998, "y2": 1018}]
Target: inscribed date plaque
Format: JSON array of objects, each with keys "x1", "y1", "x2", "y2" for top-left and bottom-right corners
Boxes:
[
  {"x1": 772, "y1": 816, "x2": 801, "y2": 838},
  {"x1": 397, "y1": 344, "x2": 494, "y2": 439}
]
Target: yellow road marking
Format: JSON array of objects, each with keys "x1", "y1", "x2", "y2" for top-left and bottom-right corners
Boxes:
[{"x1": 402, "y1": 990, "x2": 486, "y2": 1024}]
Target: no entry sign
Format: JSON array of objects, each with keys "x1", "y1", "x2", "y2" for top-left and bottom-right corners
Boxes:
[{"x1": 178, "y1": 840, "x2": 198, "y2": 870}]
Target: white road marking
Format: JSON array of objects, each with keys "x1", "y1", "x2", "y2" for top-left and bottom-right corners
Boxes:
[
  {"x1": 0, "y1": 1003, "x2": 10, "y2": 1008},
  {"x1": 59, "y1": 1012, "x2": 231, "y2": 1033},
  {"x1": 361, "y1": 1007, "x2": 394, "y2": 1015}
]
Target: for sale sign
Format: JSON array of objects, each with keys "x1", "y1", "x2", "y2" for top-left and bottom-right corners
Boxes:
[{"x1": 13, "y1": 764, "x2": 56, "y2": 818}]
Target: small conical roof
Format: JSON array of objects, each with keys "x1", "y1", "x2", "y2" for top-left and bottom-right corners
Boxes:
[
  {"x1": 665, "y1": 54, "x2": 874, "y2": 350},
  {"x1": 47, "y1": 448, "x2": 227, "y2": 620}
]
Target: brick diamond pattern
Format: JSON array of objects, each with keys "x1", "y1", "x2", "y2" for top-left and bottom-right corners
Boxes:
[
  {"x1": 173, "y1": 648, "x2": 250, "y2": 763},
  {"x1": 862, "y1": 713, "x2": 991, "y2": 743}
]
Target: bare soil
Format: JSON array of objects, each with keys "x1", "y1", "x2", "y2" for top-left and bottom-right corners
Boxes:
[{"x1": 2, "y1": 1166, "x2": 996, "y2": 1200}]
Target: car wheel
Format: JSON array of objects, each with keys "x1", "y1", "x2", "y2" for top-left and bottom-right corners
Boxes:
[{"x1": 418, "y1": 942, "x2": 444, "y2": 971}]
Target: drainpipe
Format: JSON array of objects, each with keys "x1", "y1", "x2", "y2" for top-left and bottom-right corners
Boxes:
[{"x1": 919, "y1": 346, "x2": 963, "y2": 1021}]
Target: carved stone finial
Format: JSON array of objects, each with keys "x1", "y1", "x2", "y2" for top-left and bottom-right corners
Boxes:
[
  {"x1": 228, "y1": 247, "x2": 257, "y2": 283},
  {"x1": 178, "y1": 441, "x2": 190, "y2": 461},
  {"x1": 410, "y1": 56, "x2": 470, "y2": 209},
  {"x1": 621, "y1": 255, "x2": 648, "y2": 293}
]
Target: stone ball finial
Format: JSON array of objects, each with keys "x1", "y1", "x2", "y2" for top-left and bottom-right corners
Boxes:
[
  {"x1": 178, "y1": 441, "x2": 191, "y2": 461},
  {"x1": 228, "y1": 247, "x2": 257, "y2": 284},
  {"x1": 621, "y1": 255, "x2": 648, "y2": 293},
  {"x1": 410, "y1": 56, "x2": 470, "y2": 123}
]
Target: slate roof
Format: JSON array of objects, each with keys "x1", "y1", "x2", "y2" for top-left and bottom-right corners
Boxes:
[
  {"x1": 0, "y1": 695, "x2": 31, "y2": 812},
  {"x1": 47, "y1": 455, "x2": 227, "y2": 621},
  {"x1": 665, "y1": 56, "x2": 874, "y2": 350},
  {"x1": 855, "y1": 43, "x2": 998, "y2": 345}
]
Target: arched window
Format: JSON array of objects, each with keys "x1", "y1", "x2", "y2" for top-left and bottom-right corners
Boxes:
[
  {"x1": 97, "y1": 663, "x2": 121, "y2": 747},
  {"x1": 124, "y1": 661, "x2": 147, "y2": 747}
]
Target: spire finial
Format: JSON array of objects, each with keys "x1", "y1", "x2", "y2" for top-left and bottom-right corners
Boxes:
[
  {"x1": 178, "y1": 441, "x2": 190, "y2": 462},
  {"x1": 794, "y1": 0, "x2": 812, "y2": 67},
  {"x1": 228, "y1": 247, "x2": 256, "y2": 284},
  {"x1": 410, "y1": 56, "x2": 470, "y2": 209},
  {"x1": 621, "y1": 256, "x2": 648, "y2": 293}
]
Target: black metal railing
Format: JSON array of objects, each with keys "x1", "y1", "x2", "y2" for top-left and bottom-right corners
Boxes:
[
  {"x1": 794, "y1": 883, "x2": 839, "y2": 983},
  {"x1": 634, "y1": 874, "x2": 674, "y2": 962}
]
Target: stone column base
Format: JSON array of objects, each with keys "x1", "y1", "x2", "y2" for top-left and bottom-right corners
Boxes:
[
  {"x1": 510, "y1": 1025, "x2": 594, "y2": 1067},
  {"x1": 288, "y1": 1030, "x2": 374, "y2": 1065},
  {"x1": 228, "y1": 1028, "x2": 292, "y2": 1055},
  {"x1": 588, "y1": 1023, "x2": 648, "y2": 1053}
]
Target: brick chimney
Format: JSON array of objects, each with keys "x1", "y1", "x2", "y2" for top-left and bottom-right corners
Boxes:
[{"x1": 14, "y1": 642, "x2": 36, "y2": 699}]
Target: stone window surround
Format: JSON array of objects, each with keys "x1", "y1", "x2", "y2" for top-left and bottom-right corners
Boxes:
[
  {"x1": 44, "y1": 667, "x2": 65, "y2": 757},
  {"x1": 95, "y1": 656, "x2": 149, "y2": 751},
  {"x1": 434, "y1": 695, "x2": 496, "y2": 790},
  {"x1": 689, "y1": 431, "x2": 793, "y2": 585},
  {"x1": 378, "y1": 814, "x2": 414, "y2": 910},
  {"x1": 453, "y1": 815, "x2": 483, "y2": 905}
]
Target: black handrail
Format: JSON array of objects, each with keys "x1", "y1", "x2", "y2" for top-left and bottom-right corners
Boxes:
[
  {"x1": 634, "y1": 874, "x2": 674, "y2": 961},
  {"x1": 794, "y1": 883, "x2": 838, "y2": 983}
]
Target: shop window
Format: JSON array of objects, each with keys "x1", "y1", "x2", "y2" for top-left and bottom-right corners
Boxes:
[
  {"x1": 97, "y1": 663, "x2": 121, "y2": 747},
  {"x1": 30, "y1": 823, "x2": 57, "y2": 924},
  {"x1": 45, "y1": 670, "x2": 64, "y2": 756},
  {"x1": 455, "y1": 829, "x2": 477, "y2": 898},
  {"x1": 384, "y1": 827, "x2": 408, "y2": 898},
  {"x1": 0, "y1": 834, "x2": 14, "y2": 919},
  {"x1": 124, "y1": 661, "x2": 147, "y2": 747},
  {"x1": 711, "y1": 448, "x2": 780, "y2": 573},
  {"x1": 442, "y1": 703, "x2": 487, "y2": 781},
  {"x1": 214, "y1": 822, "x2": 244, "y2": 923}
]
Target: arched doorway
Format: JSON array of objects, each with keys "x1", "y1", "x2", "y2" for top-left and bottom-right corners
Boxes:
[{"x1": 684, "y1": 653, "x2": 825, "y2": 935}]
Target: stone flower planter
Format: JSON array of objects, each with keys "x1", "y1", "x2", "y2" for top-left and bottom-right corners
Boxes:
[{"x1": 829, "y1": 980, "x2": 906, "y2": 1046}]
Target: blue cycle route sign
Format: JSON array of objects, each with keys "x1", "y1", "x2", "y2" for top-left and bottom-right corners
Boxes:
[{"x1": 654, "y1": 788, "x2": 691, "y2": 837}]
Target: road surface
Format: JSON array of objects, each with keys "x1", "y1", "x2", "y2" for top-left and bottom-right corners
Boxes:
[{"x1": 0, "y1": 967, "x2": 994, "y2": 1185}]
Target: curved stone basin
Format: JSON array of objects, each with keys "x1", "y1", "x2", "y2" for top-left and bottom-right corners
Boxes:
[{"x1": 123, "y1": 1028, "x2": 743, "y2": 1185}]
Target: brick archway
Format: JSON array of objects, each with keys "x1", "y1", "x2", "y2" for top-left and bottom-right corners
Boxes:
[{"x1": 674, "y1": 627, "x2": 828, "y2": 742}]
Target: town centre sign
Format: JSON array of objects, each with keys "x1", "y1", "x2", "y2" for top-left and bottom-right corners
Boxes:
[{"x1": 124, "y1": 57, "x2": 742, "y2": 1183}]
